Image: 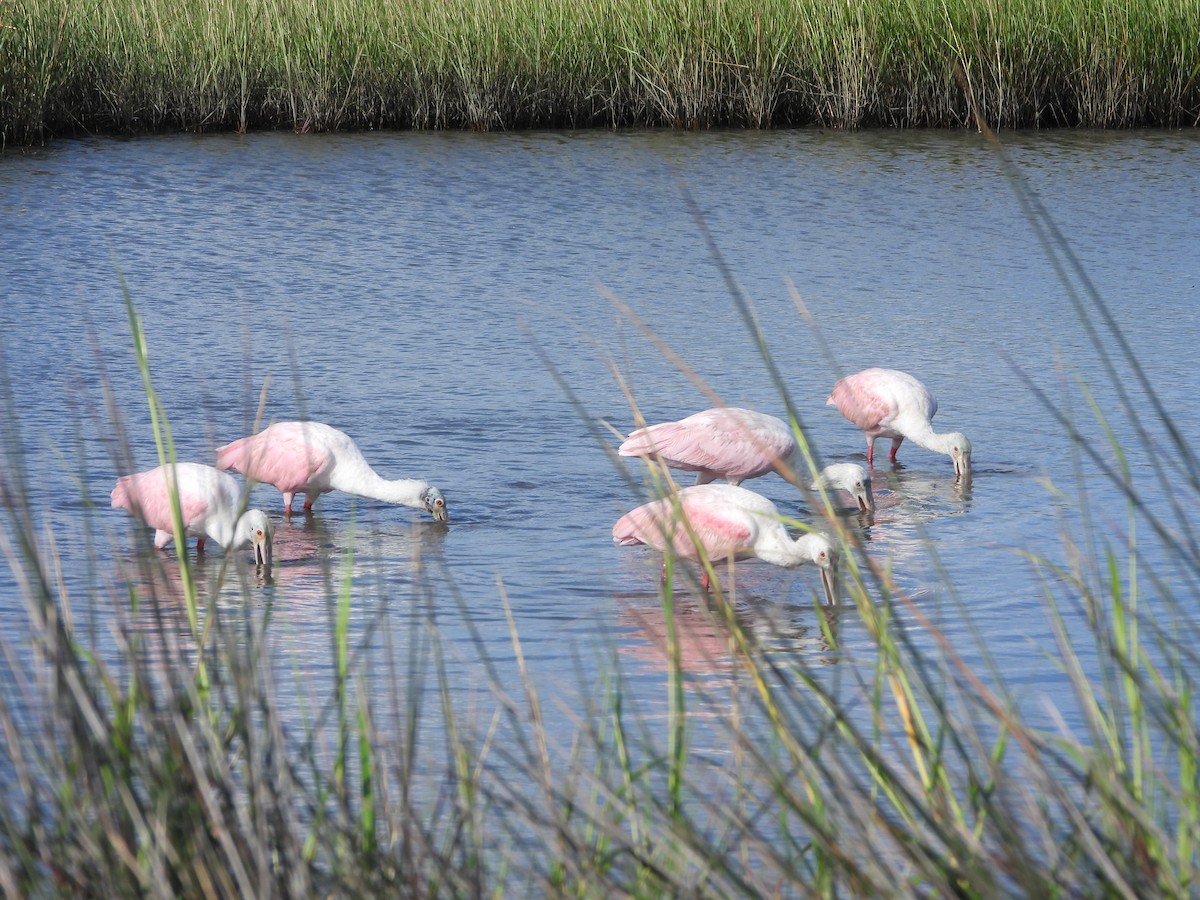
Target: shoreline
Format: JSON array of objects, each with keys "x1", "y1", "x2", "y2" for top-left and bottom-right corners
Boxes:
[{"x1": 3, "y1": 0, "x2": 1198, "y2": 146}]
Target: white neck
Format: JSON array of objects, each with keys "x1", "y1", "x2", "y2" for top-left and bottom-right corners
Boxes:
[
  {"x1": 344, "y1": 468, "x2": 431, "y2": 510},
  {"x1": 205, "y1": 511, "x2": 242, "y2": 548},
  {"x1": 755, "y1": 528, "x2": 824, "y2": 569},
  {"x1": 781, "y1": 445, "x2": 813, "y2": 480},
  {"x1": 897, "y1": 416, "x2": 959, "y2": 458}
]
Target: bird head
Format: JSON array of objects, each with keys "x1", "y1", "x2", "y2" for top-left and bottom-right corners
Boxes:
[
  {"x1": 948, "y1": 434, "x2": 972, "y2": 480},
  {"x1": 809, "y1": 534, "x2": 840, "y2": 606},
  {"x1": 423, "y1": 486, "x2": 448, "y2": 523},
  {"x1": 240, "y1": 509, "x2": 274, "y2": 569},
  {"x1": 813, "y1": 463, "x2": 875, "y2": 512},
  {"x1": 854, "y1": 475, "x2": 874, "y2": 512}
]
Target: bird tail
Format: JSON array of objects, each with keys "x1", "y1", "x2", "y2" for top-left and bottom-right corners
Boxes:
[
  {"x1": 110, "y1": 476, "x2": 134, "y2": 510},
  {"x1": 618, "y1": 422, "x2": 680, "y2": 459},
  {"x1": 215, "y1": 437, "x2": 248, "y2": 473}
]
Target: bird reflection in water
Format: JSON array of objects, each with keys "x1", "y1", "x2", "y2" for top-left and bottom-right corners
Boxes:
[
  {"x1": 261, "y1": 511, "x2": 449, "y2": 611},
  {"x1": 110, "y1": 542, "x2": 271, "y2": 670},
  {"x1": 615, "y1": 584, "x2": 840, "y2": 695},
  {"x1": 861, "y1": 465, "x2": 973, "y2": 530}
]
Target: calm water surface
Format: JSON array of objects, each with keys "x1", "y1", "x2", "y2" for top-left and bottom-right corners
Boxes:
[{"x1": 2, "y1": 128, "x2": 1199, "y2": 779}]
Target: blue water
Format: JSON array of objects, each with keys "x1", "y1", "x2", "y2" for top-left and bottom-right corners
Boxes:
[{"x1": 2, "y1": 127, "x2": 1199, "y2": 795}]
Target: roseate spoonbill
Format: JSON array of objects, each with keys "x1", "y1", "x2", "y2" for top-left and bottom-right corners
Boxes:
[
  {"x1": 613, "y1": 483, "x2": 839, "y2": 603},
  {"x1": 619, "y1": 407, "x2": 875, "y2": 510},
  {"x1": 810, "y1": 462, "x2": 874, "y2": 512},
  {"x1": 111, "y1": 462, "x2": 273, "y2": 566},
  {"x1": 827, "y1": 368, "x2": 972, "y2": 478},
  {"x1": 216, "y1": 421, "x2": 448, "y2": 521}
]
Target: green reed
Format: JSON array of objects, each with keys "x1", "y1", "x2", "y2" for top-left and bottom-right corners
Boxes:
[{"x1": 2, "y1": 0, "x2": 1198, "y2": 145}]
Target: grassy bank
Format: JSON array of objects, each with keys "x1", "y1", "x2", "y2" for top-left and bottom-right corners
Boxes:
[{"x1": 2, "y1": 0, "x2": 1198, "y2": 145}]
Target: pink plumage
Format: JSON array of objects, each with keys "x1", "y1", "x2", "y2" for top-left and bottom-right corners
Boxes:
[
  {"x1": 827, "y1": 368, "x2": 972, "y2": 477},
  {"x1": 217, "y1": 424, "x2": 332, "y2": 499},
  {"x1": 614, "y1": 486, "x2": 755, "y2": 562},
  {"x1": 618, "y1": 407, "x2": 799, "y2": 485},
  {"x1": 111, "y1": 462, "x2": 274, "y2": 564},
  {"x1": 217, "y1": 421, "x2": 448, "y2": 521},
  {"x1": 613, "y1": 483, "x2": 838, "y2": 601},
  {"x1": 111, "y1": 466, "x2": 212, "y2": 541}
]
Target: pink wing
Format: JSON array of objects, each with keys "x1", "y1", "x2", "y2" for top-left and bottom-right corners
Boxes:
[
  {"x1": 111, "y1": 468, "x2": 211, "y2": 533},
  {"x1": 619, "y1": 409, "x2": 792, "y2": 481},
  {"x1": 217, "y1": 424, "x2": 330, "y2": 493},
  {"x1": 613, "y1": 493, "x2": 753, "y2": 561},
  {"x1": 827, "y1": 371, "x2": 897, "y2": 433}
]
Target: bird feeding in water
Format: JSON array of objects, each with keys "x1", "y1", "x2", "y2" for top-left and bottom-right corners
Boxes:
[
  {"x1": 111, "y1": 462, "x2": 273, "y2": 566},
  {"x1": 827, "y1": 368, "x2": 971, "y2": 478},
  {"x1": 810, "y1": 462, "x2": 874, "y2": 513},
  {"x1": 618, "y1": 406, "x2": 874, "y2": 511},
  {"x1": 612, "y1": 483, "x2": 839, "y2": 603},
  {"x1": 216, "y1": 420, "x2": 448, "y2": 521}
]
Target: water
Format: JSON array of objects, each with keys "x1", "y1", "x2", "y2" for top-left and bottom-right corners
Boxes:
[{"x1": 2, "y1": 128, "x2": 1200, "y2": 802}]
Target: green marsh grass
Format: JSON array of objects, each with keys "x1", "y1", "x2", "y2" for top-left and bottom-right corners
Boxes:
[
  {"x1": 2, "y1": 0, "x2": 1199, "y2": 144},
  {"x1": 2, "y1": 138, "x2": 1200, "y2": 894}
]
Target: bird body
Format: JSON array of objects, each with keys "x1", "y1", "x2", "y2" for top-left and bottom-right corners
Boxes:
[
  {"x1": 619, "y1": 407, "x2": 874, "y2": 510},
  {"x1": 111, "y1": 462, "x2": 273, "y2": 565},
  {"x1": 619, "y1": 407, "x2": 796, "y2": 485},
  {"x1": 216, "y1": 421, "x2": 448, "y2": 521},
  {"x1": 613, "y1": 483, "x2": 838, "y2": 602},
  {"x1": 827, "y1": 368, "x2": 971, "y2": 477}
]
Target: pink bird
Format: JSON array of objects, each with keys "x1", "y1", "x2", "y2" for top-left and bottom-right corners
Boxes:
[
  {"x1": 216, "y1": 421, "x2": 448, "y2": 521},
  {"x1": 827, "y1": 368, "x2": 972, "y2": 478},
  {"x1": 613, "y1": 483, "x2": 839, "y2": 602},
  {"x1": 111, "y1": 462, "x2": 274, "y2": 565},
  {"x1": 618, "y1": 407, "x2": 874, "y2": 510}
]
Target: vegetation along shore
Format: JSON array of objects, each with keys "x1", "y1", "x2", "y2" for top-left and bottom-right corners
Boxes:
[{"x1": 2, "y1": 0, "x2": 1199, "y2": 145}]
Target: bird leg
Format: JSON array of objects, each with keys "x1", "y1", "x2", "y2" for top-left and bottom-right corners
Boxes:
[
  {"x1": 283, "y1": 492, "x2": 295, "y2": 516},
  {"x1": 303, "y1": 494, "x2": 317, "y2": 512},
  {"x1": 889, "y1": 437, "x2": 904, "y2": 462},
  {"x1": 153, "y1": 529, "x2": 172, "y2": 549},
  {"x1": 866, "y1": 437, "x2": 876, "y2": 466},
  {"x1": 196, "y1": 537, "x2": 207, "y2": 556}
]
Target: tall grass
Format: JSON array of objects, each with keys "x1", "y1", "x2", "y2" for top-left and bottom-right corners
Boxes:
[
  {"x1": 2, "y1": 0, "x2": 1198, "y2": 145},
  {"x1": 2, "y1": 146, "x2": 1200, "y2": 894}
]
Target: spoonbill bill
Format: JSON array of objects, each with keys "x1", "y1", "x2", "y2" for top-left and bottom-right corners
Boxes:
[
  {"x1": 613, "y1": 483, "x2": 839, "y2": 603},
  {"x1": 827, "y1": 368, "x2": 971, "y2": 478},
  {"x1": 216, "y1": 421, "x2": 448, "y2": 521},
  {"x1": 111, "y1": 462, "x2": 273, "y2": 566}
]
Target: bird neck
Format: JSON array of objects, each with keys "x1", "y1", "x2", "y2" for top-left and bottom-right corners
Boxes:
[
  {"x1": 347, "y1": 468, "x2": 431, "y2": 510},
  {"x1": 781, "y1": 445, "x2": 815, "y2": 482},
  {"x1": 754, "y1": 528, "x2": 821, "y2": 569},
  {"x1": 897, "y1": 417, "x2": 957, "y2": 457},
  {"x1": 204, "y1": 510, "x2": 241, "y2": 549}
]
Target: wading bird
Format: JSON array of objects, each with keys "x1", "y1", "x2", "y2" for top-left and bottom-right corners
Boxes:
[
  {"x1": 613, "y1": 483, "x2": 839, "y2": 603},
  {"x1": 618, "y1": 407, "x2": 875, "y2": 510},
  {"x1": 216, "y1": 421, "x2": 448, "y2": 521},
  {"x1": 111, "y1": 462, "x2": 273, "y2": 566},
  {"x1": 810, "y1": 462, "x2": 874, "y2": 512},
  {"x1": 827, "y1": 368, "x2": 971, "y2": 478}
]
